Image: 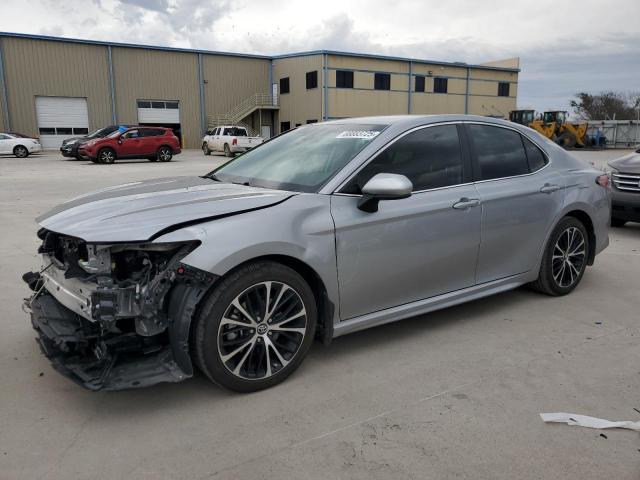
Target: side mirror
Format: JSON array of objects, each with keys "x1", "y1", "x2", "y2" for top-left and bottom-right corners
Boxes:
[{"x1": 357, "y1": 173, "x2": 413, "y2": 212}]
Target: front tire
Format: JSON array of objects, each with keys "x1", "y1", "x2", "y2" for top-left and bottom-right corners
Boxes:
[
  {"x1": 157, "y1": 146, "x2": 173, "y2": 162},
  {"x1": 13, "y1": 145, "x2": 29, "y2": 158},
  {"x1": 193, "y1": 261, "x2": 317, "y2": 392},
  {"x1": 97, "y1": 148, "x2": 116, "y2": 164},
  {"x1": 530, "y1": 217, "x2": 589, "y2": 296},
  {"x1": 202, "y1": 142, "x2": 211, "y2": 156}
]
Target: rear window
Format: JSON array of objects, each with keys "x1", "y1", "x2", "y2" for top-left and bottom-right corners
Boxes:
[
  {"x1": 523, "y1": 136, "x2": 547, "y2": 172},
  {"x1": 468, "y1": 124, "x2": 529, "y2": 180},
  {"x1": 225, "y1": 127, "x2": 247, "y2": 136}
]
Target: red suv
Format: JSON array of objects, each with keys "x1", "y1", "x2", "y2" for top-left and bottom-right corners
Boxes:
[{"x1": 79, "y1": 127, "x2": 181, "y2": 164}]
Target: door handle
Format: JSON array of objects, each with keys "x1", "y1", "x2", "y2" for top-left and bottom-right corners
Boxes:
[
  {"x1": 452, "y1": 197, "x2": 481, "y2": 210},
  {"x1": 540, "y1": 183, "x2": 560, "y2": 194}
]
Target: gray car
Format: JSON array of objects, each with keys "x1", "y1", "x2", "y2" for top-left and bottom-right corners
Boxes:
[
  {"x1": 608, "y1": 146, "x2": 640, "y2": 226},
  {"x1": 23, "y1": 115, "x2": 611, "y2": 392}
]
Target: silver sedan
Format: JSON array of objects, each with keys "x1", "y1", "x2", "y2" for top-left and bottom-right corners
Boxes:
[{"x1": 23, "y1": 115, "x2": 611, "y2": 392}]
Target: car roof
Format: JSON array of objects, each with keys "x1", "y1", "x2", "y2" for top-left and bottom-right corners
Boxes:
[{"x1": 321, "y1": 114, "x2": 514, "y2": 128}]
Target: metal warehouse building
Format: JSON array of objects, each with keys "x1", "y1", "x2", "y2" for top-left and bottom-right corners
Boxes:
[{"x1": 0, "y1": 32, "x2": 519, "y2": 149}]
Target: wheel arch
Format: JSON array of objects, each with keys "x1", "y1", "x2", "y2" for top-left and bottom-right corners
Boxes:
[
  {"x1": 563, "y1": 209, "x2": 596, "y2": 265},
  {"x1": 158, "y1": 144, "x2": 175, "y2": 153},
  {"x1": 218, "y1": 254, "x2": 333, "y2": 344}
]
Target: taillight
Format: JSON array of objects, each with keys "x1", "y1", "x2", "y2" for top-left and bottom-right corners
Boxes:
[
  {"x1": 596, "y1": 174, "x2": 610, "y2": 188},
  {"x1": 232, "y1": 138, "x2": 237, "y2": 146}
]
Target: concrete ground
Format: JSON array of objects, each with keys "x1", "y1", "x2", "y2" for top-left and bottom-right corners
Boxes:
[{"x1": 0, "y1": 148, "x2": 638, "y2": 480}]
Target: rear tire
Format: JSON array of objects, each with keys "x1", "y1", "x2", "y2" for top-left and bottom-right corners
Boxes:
[
  {"x1": 556, "y1": 132, "x2": 576, "y2": 148},
  {"x1": 202, "y1": 142, "x2": 211, "y2": 156},
  {"x1": 157, "y1": 146, "x2": 172, "y2": 162},
  {"x1": 97, "y1": 148, "x2": 116, "y2": 164},
  {"x1": 223, "y1": 143, "x2": 233, "y2": 158},
  {"x1": 193, "y1": 261, "x2": 317, "y2": 392},
  {"x1": 13, "y1": 145, "x2": 29, "y2": 158},
  {"x1": 611, "y1": 218, "x2": 626, "y2": 228},
  {"x1": 530, "y1": 217, "x2": 589, "y2": 296}
]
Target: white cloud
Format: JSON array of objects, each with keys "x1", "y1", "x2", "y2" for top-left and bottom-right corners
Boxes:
[{"x1": 1, "y1": 0, "x2": 639, "y2": 113}]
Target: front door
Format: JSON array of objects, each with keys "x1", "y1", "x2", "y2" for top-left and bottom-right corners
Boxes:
[
  {"x1": 118, "y1": 129, "x2": 144, "y2": 157},
  {"x1": 331, "y1": 124, "x2": 482, "y2": 320},
  {"x1": 465, "y1": 123, "x2": 566, "y2": 283},
  {"x1": 0, "y1": 134, "x2": 10, "y2": 154}
]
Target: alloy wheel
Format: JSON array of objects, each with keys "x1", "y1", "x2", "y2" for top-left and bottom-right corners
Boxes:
[
  {"x1": 100, "y1": 150, "x2": 115, "y2": 164},
  {"x1": 217, "y1": 281, "x2": 307, "y2": 380},
  {"x1": 15, "y1": 146, "x2": 28, "y2": 158},
  {"x1": 552, "y1": 226, "x2": 586, "y2": 288},
  {"x1": 159, "y1": 148, "x2": 172, "y2": 161}
]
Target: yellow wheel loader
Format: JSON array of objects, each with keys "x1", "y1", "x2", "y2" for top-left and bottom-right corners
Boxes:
[{"x1": 509, "y1": 110, "x2": 589, "y2": 148}]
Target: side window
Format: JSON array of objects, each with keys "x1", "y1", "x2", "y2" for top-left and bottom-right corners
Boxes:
[
  {"x1": 468, "y1": 124, "x2": 529, "y2": 180},
  {"x1": 280, "y1": 77, "x2": 290, "y2": 94},
  {"x1": 122, "y1": 129, "x2": 139, "y2": 139},
  {"x1": 522, "y1": 136, "x2": 547, "y2": 172},
  {"x1": 342, "y1": 125, "x2": 463, "y2": 194}
]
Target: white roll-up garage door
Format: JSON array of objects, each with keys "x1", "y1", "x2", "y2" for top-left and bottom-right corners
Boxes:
[
  {"x1": 137, "y1": 100, "x2": 180, "y2": 123},
  {"x1": 35, "y1": 96, "x2": 89, "y2": 149}
]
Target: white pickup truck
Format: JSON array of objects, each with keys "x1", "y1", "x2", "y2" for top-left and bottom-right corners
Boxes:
[{"x1": 202, "y1": 126, "x2": 264, "y2": 157}]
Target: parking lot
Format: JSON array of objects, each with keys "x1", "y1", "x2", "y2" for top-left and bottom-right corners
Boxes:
[{"x1": 1, "y1": 149, "x2": 638, "y2": 479}]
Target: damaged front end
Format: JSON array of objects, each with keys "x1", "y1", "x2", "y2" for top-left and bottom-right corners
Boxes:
[{"x1": 23, "y1": 229, "x2": 215, "y2": 391}]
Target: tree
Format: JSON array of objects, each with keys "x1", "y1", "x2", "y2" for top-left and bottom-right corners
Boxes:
[{"x1": 570, "y1": 91, "x2": 640, "y2": 120}]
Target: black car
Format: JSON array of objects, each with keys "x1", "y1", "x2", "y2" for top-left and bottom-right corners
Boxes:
[
  {"x1": 608, "y1": 147, "x2": 640, "y2": 227},
  {"x1": 60, "y1": 125, "x2": 135, "y2": 159}
]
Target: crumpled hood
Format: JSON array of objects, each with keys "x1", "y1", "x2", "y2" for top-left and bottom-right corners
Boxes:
[
  {"x1": 37, "y1": 176, "x2": 295, "y2": 242},
  {"x1": 609, "y1": 150, "x2": 640, "y2": 174}
]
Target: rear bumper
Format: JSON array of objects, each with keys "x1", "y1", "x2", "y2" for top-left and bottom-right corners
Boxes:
[
  {"x1": 611, "y1": 189, "x2": 640, "y2": 222},
  {"x1": 26, "y1": 287, "x2": 189, "y2": 391}
]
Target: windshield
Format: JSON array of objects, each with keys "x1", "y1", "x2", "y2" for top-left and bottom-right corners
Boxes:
[
  {"x1": 87, "y1": 127, "x2": 113, "y2": 138},
  {"x1": 206, "y1": 123, "x2": 387, "y2": 192}
]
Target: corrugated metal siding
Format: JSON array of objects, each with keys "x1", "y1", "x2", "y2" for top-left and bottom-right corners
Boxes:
[
  {"x1": 272, "y1": 55, "x2": 322, "y2": 129},
  {"x1": 202, "y1": 55, "x2": 270, "y2": 115},
  {"x1": 467, "y1": 96, "x2": 516, "y2": 118},
  {"x1": 1, "y1": 37, "x2": 112, "y2": 139},
  {"x1": 111, "y1": 47, "x2": 201, "y2": 148}
]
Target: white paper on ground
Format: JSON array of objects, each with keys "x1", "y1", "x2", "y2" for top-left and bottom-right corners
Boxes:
[{"x1": 540, "y1": 413, "x2": 640, "y2": 432}]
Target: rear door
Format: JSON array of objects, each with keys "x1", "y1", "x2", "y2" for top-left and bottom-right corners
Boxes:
[
  {"x1": 465, "y1": 123, "x2": 565, "y2": 283},
  {"x1": 332, "y1": 123, "x2": 482, "y2": 319},
  {"x1": 140, "y1": 128, "x2": 163, "y2": 154}
]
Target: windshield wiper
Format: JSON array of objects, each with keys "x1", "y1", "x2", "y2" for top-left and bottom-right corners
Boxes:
[{"x1": 206, "y1": 173, "x2": 223, "y2": 182}]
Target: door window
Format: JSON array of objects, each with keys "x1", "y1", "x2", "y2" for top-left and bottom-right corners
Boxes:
[
  {"x1": 468, "y1": 124, "x2": 529, "y2": 180},
  {"x1": 122, "y1": 130, "x2": 139, "y2": 139},
  {"x1": 342, "y1": 124, "x2": 464, "y2": 194}
]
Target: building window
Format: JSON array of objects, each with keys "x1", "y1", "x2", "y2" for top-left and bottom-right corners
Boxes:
[
  {"x1": 306, "y1": 71, "x2": 318, "y2": 89},
  {"x1": 73, "y1": 127, "x2": 89, "y2": 135},
  {"x1": 498, "y1": 82, "x2": 510, "y2": 97},
  {"x1": 295, "y1": 123, "x2": 302, "y2": 127},
  {"x1": 280, "y1": 77, "x2": 290, "y2": 94},
  {"x1": 280, "y1": 121, "x2": 291, "y2": 132},
  {"x1": 137, "y1": 100, "x2": 151, "y2": 108},
  {"x1": 374, "y1": 73, "x2": 391, "y2": 91},
  {"x1": 336, "y1": 70, "x2": 354, "y2": 88},
  {"x1": 165, "y1": 101, "x2": 179, "y2": 109},
  {"x1": 415, "y1": 75, "x2": 425, "y2": 92},
  {"x1": 434, "y1": 77, "x2": 448, "y2": 93},
  {"x1": 306, "y1": 119, "x2": 318, "y2": 124}
]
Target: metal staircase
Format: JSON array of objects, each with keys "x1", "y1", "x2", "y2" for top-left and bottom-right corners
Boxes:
[{"x1": 207, "y1": 93, "x2": 279, "y2": 134}]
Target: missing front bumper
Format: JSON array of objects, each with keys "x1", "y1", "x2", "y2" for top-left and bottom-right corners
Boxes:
[{"x1": 28, "y1": 291, "x2": 190, "y2": 391}]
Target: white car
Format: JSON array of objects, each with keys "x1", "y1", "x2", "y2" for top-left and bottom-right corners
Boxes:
[
  {"x1": 202, "y1": 126, "x2": 264, "y2": 157},
  {"x1": 0, "y1": 133, "x2": 42, "y2": 158}
]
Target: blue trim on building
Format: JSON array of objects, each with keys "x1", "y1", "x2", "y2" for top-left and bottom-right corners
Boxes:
[
  {"x1": 107, "y1": 45, "x2": 117, "y2": 124},
  {"x1": 0, "y1": 38, "x2": 11, "y2": 130}
]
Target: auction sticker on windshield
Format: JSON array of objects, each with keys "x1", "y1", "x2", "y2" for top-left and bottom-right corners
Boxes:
[{"x1": 336, "y1": 130, "x2": 381, "y2": 139}]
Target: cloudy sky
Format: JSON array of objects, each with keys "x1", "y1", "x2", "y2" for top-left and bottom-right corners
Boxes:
[{"x1": 2, "y1": 0, "x2": 639, "y2": 113}]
